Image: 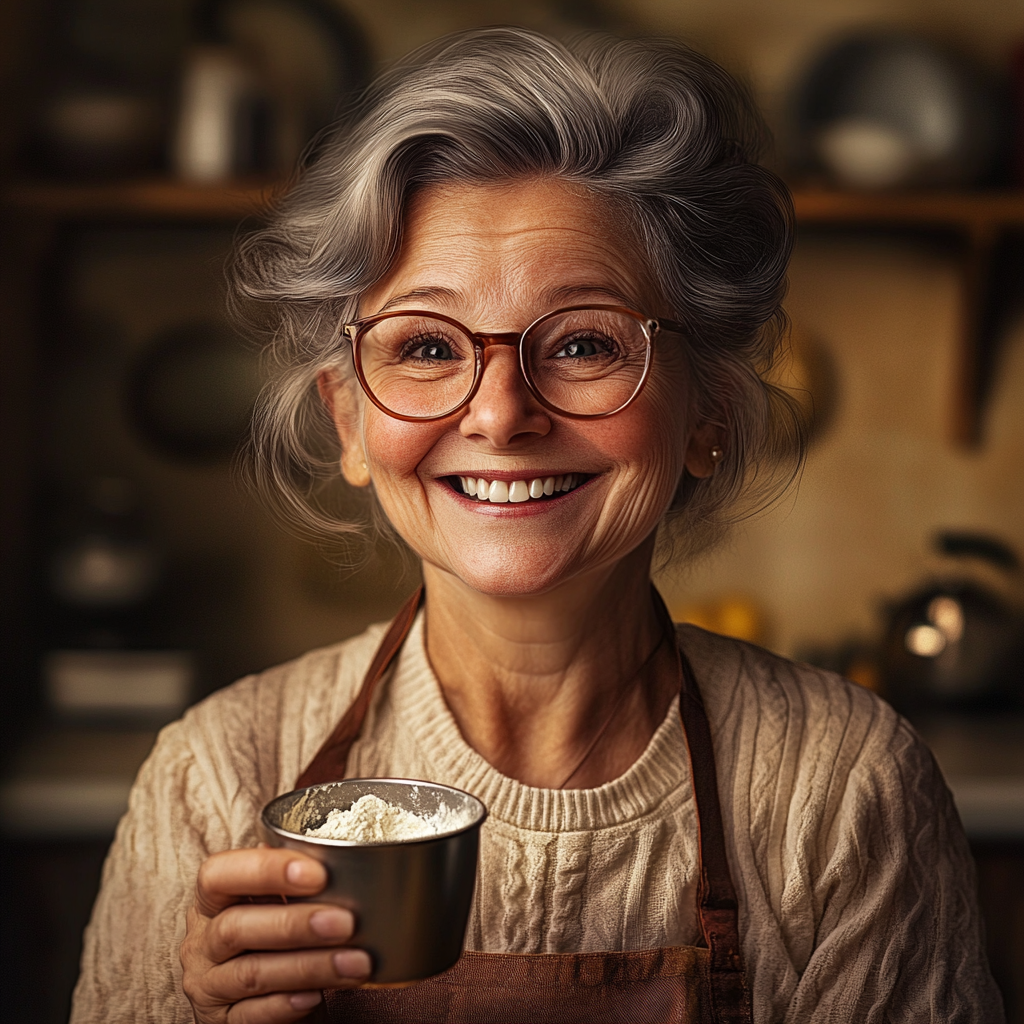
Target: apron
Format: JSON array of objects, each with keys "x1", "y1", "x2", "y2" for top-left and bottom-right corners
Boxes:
[{"x1": 295, "y1": 588, "x2": 752, "y2": 1024}]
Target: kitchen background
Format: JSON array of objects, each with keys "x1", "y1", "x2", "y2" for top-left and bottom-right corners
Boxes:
[{"x1": 1, "y1": 0, "x2": 1022, "y2": 1020}]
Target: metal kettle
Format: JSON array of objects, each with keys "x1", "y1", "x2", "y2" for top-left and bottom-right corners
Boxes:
[{"x1": 881, "y1": 532, "x2": 1024, "y2": 716}]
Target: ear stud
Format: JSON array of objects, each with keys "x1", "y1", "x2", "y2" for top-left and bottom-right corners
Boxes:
[{"x1": 709, "y1": 446, "x2": 724, "y2": 463}]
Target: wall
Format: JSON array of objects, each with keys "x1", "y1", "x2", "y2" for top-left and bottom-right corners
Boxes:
[{"x1": 659, "y1": 239, "x2": 1024, "y2": 656}]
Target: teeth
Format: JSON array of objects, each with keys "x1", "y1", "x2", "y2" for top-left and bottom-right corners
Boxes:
[
  {"x1": 509, "y1": 480, "x2": 530, "y2": 503},
  {"x1": 457, "y1": 475, "x2": 585, "y2": 502}
]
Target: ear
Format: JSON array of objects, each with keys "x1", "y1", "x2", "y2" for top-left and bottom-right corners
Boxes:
[
  {"x1": 683, "y1": 420, "x2": 724, "y2": 480},
  {"x1": 317, "y1": 369, "x2": 371, "y2": 488}
]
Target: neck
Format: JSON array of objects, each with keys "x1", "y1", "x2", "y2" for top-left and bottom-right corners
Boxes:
[{"x1": 422, "y1": 537, "x2": 678, "y2": 788}]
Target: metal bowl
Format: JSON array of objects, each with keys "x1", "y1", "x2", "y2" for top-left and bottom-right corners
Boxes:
[
  {"x1": 261, "y1": 778, "x2": 486, "y2": 983},
  {"x1": 792, "y1": 30, "x2": 1004, "y2": 188}
]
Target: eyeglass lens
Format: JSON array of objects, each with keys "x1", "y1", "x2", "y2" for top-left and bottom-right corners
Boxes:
[{"x1": 357, "y1": 309, "x2": 650, "y2": 419}]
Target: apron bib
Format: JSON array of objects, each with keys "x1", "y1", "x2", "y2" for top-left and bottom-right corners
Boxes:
[{"x1": 296, "y1": 589, "x2": 752, "y2": 1024}]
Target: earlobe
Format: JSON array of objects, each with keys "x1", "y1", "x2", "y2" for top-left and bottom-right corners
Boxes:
[
  {"x1": 340, "y1": 446, "x2": 371, "y2": 488},
  {"x1": 317, "y1": 369, "x2": 371, "y2": 488},
  {"x1": 683, "y1": 422, "x2": 725, "y2": 479}
]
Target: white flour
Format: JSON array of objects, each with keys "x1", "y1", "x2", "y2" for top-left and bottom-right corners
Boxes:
[{"x1": 304, "y1": 793, "x2": 462, "y2": 842}]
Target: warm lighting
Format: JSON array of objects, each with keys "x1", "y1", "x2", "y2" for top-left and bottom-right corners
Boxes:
[
  {"x1": 928, "y1": 595, "x2": 964, "y2": 642},
  {"x1": 905, "y1": 624, "x2": 947, "y2": 657}
]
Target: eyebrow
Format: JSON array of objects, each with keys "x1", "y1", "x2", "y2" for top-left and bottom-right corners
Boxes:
[
  {"x1": 375, "y1": 283, "x2": 639, "y2": 314},
  {"x1": 377, "y1": 287, "x2": 460, "y2": 312}
]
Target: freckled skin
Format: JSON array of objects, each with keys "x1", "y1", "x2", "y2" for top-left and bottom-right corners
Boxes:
[{"x1": 332, "y1": 178, "x2": 705, "y2": 598}]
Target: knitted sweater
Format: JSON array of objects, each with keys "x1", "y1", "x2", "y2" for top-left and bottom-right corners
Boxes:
[{"x1": 71, "y1": 613, "x2": 1004, "y2": 1023}]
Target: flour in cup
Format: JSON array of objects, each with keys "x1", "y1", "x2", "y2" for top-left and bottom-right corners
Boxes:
[{"x1": 304, "y1": 793, "x2": 462, "y2": 842}]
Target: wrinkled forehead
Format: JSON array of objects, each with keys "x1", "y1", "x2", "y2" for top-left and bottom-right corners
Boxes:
[{"x1": 358, "y1": 178, "x2": 666, "y2": 323}]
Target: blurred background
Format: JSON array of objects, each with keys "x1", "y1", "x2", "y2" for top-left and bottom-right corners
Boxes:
[{"x1": 0, "y1": 0, "x2": 1022, "y2": 1019}]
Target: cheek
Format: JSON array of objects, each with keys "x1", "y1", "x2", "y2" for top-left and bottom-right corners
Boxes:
[
  {"x1": 600, "y1": 380, "x2": 690, "y2": 485},
  {"x1": 362, "y1": 414, "x2": 434, "y2": 477}
]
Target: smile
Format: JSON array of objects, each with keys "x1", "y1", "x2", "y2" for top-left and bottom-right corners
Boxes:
[{"x1": 449, "y1": 474, "x2": 589, "y2": 503}]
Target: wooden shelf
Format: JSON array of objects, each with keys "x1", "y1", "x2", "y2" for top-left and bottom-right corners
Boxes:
[
  {"x1": 792, "y1": 188, "x2": 1024, "y2": 233},
  {"x1": 792, "y1": 188, "x2": 1024, "y2": 447},
  {"x1": 0, "y1": 178, "x2": 281, "y2": 220},
  {"x1": 5, "y1": 179, "x2": 1024, "y2": 230}
]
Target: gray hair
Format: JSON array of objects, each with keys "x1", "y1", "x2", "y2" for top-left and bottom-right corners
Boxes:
[{"x1": 230, "y1": 26, "x2": 802, "y2": 563}]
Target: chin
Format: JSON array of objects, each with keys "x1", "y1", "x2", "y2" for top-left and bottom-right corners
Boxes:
[{"x1": 441, "y1": 545, "x2": 581, "y2": 598}]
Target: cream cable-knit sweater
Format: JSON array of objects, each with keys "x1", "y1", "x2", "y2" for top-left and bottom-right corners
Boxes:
[{"x1": 71, "y1": 614, "x2": 1003, "y2": 1023}]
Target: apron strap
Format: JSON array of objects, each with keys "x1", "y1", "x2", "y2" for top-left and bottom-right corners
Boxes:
[
  {"x1": 677, "y1": 648, "x2": 752, "y2": 1023},
  {"x1": 296, "y1": 586, "x2": 751, "y2": 1023},
  {"x1": 653, "y1": 589, "x2": 751, "y2": 1024},
  {"x1": 296, "y1": 586, "x2": 424, "y2": 789}
]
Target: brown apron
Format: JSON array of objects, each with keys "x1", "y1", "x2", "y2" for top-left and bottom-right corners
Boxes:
[{"x1": 296, "y1": 589, "x2": 752, "y2": 1024}]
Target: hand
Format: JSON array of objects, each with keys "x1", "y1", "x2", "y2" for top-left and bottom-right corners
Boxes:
[{"x1": 181, "y1": 846, "x2": 372, "y2": 1023}]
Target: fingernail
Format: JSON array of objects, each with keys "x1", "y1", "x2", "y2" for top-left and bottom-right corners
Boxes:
[
  {"x1": 286, "y1": 859, "x2": 324, "y2": 888},
  {"x1": 333, "y1": 949, "x2": 372, "y2": 978},
  {"x1": 289, "y1": 991, "x2": 322, "y2": 1010},
  {"x1": 309, "y1": 908, "x2": 354, "y2": 939}
]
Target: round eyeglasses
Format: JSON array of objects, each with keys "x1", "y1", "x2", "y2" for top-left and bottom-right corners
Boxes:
[{"x1": 342, "y1": 304, "x2": 686, "y2": 421}]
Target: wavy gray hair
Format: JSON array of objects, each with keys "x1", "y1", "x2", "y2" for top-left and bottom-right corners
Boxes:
[{"x1": 230, "y1": 26, "x2": 802, "y2": 562}]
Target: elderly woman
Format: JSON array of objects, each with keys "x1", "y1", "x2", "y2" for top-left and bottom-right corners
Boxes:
[{"x1": 72, "y1": 27, "x2": 1001, "y2": 1024}]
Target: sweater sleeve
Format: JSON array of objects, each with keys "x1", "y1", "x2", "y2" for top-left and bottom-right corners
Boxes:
[
  {"x1": 681, "y1": 628, "x2": 1005, "y2": 1024},
  {"x1": 68, "y1": 632, "x2": 375, "y2": 1023},
  {"x1": 780, "y1": 717, "x2": 1004, "y2": 1023},
  {"x1": 69, "y1": 715, "x2": 228, "y2": 1024}
]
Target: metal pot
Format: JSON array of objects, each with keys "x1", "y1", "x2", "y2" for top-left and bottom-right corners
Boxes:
[
  {"x1": 262, "y1": 778, "x2": 486, "y2": 983},
  {"x1": 881, "y1": 533, "x2": 1024, "y2": 716}
]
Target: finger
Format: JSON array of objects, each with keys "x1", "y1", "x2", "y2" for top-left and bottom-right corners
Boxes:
[
  {"x1": 226, "y1": 990, "x2": 322, "y2": 1024},
  {"x1": 206, "y1": 903, "x2": 356, "y2": 962},
  {"x1": 196, "y1": 849, "x2": 327, "y2": 917},
  {"x1": 205, "y1": 947, "x2": 372, "y2": 1004}
]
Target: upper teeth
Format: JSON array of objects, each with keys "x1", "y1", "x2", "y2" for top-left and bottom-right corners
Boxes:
[{"x1": 457, "y1": 475, "x2": 582, "y2": 503}]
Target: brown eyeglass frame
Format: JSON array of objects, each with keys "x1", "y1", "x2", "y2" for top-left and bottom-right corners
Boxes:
[{"x1": 342, "y1": 304, "x2": 687, "y2": 422}]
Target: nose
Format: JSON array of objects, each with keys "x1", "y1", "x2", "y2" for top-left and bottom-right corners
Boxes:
[{"x1": 458, "y1": 344, "x2": 551, "y2": 447}]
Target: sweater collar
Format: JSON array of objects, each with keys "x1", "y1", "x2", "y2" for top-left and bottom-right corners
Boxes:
[{"x1": 386, "y1": 612, "x2": 693, "y2": 833}]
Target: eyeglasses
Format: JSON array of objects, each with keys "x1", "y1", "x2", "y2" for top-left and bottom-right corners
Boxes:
[{"x1": 342, "y1": 304, "x2": 685, "y2": 421}]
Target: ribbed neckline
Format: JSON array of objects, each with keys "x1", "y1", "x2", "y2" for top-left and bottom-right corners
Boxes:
[{"x1": 388, "y1": 612, "x2": 692, "y2": 833}]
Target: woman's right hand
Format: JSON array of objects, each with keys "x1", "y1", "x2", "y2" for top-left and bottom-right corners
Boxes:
[{"x1": 181, "y1": 846, "x2": 372, "y2": 1023}]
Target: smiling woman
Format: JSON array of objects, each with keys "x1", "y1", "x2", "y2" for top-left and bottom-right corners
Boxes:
[
  {"x1": 317, "y1": 178, "x2": 702, "y2": 600},
  {"x1": 232, "y1": 31, "x2": 800, "y2": 565},
  {"x1": 70, "y1": 27, "x2": 1003, "y2": 1024}
]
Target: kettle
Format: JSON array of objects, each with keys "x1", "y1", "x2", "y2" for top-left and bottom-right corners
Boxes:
[{"x1": 881, "y1": 532, "x2": 1024, "y2": 716}]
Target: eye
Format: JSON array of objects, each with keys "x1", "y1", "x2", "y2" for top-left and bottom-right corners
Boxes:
[
  {"x1": 552, "y1": 333, "x2": 616, "y2": 359},
  {"x1": 401, "y1": 335, "x2": 461, "y2": 361}
]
